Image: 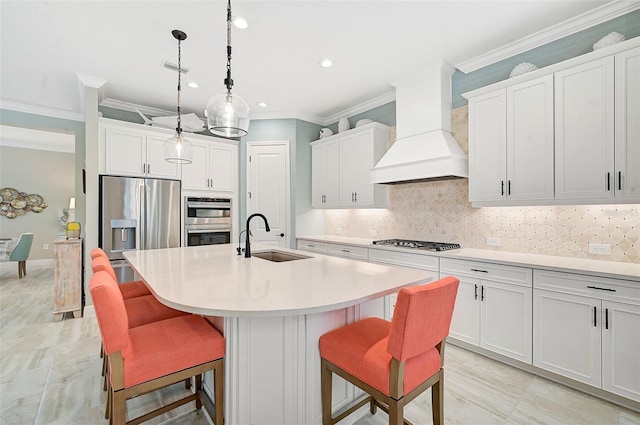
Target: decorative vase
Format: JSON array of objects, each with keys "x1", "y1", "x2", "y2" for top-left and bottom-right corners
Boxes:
[{"x1": 338, "y1": 117, "x2": 350, "y2": 133}]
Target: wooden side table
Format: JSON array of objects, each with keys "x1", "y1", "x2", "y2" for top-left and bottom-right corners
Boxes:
[{"x1": 53, "y1": 238, "x2": 84, "y2": 321}]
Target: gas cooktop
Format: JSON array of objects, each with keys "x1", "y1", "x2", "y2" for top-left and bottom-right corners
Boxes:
[{"x1": 372, "y1": 239, "x2": 461, "y2": 252}]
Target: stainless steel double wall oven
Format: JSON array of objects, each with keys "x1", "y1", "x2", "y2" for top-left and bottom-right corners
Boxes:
[{"x1": 184, "y1": 197, "x2": 232, "y2": 246}]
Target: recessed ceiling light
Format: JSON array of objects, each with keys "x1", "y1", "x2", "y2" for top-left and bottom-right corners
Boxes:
[
  {"x1": 188, "y1": 81, "x2": 199, "y2": 88},
  {"x1": 233, "y1": 16, "x2": 248, "y2": 29},
  {"x1": 257, "y1": 101, "x2": 268, "y2": 108},
  {"x1": 320, "y1": 59, "x2": 333, "y2": 68}
]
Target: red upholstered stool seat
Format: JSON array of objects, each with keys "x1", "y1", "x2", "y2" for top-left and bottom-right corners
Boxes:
[
  {"x1": 90, "y1": 271, "x2": 225, "y2": 425},
  {"x1": 319, "y1": 317, "x2": 441, "y2": 396},
  {"x1": 319, "y1": 276, "x2": 460, "y2": 425}
]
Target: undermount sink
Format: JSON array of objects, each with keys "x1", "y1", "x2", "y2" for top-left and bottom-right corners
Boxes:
[{"x1": 252, "y1": 250, "x2": 310, "y2": 262}]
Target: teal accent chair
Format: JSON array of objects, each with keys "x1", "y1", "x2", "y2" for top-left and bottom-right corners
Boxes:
[{"x1": 9, "y1": 233, "x2": 34, "y2": 278}]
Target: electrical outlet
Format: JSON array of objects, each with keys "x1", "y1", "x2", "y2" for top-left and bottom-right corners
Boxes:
[
  {"x1": 486, "y1": 237, "x2": 501, "y2": 246},
  {"x1": 43, "y1": 243, "x2": 49, "y2": 250},
  {"x1": 589, "y1": 243, "x2": 611, "y2": 255},
  {"x1": 336, "y1": 227, "x2": 343, "y2": 234},
  {"x1": 368, "y1": 229, "x2": 378, "y2": 237}
]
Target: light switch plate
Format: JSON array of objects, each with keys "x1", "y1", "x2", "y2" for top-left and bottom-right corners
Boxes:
[{"x1": 589, "y1": 243, "x2": 611, "y2": 255}]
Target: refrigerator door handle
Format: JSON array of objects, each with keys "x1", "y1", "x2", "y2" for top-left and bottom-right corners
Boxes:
[{"x1": 137, "y1": 182, "x2": 144, "y2": 251}]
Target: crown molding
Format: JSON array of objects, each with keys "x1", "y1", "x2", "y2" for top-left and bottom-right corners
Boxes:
[
  {"x1": 250, "y1": 110, "x2": 325, "y2": 125},
  {"x1": 0, "y1": 100, "x2": 85, "y2": 122},
  {"x1": 0, "y1": 124, "x2": 75, "y2": 153},
  {"x1": 323, "y1": 90, "x2": 395, "y2": 125},
  {"x1": 456, "y1": 1, "x2": 640, "y2": 74}
]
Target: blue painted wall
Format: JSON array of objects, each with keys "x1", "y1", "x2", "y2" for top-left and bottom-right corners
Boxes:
[{"x1": 452, "y1": 10, "x2": 640, "y2": 107}]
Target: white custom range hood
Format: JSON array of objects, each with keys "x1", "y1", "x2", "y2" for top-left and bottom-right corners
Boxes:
[{"x1": 371, "y1": 62, "x2": 468, "y2": 184}]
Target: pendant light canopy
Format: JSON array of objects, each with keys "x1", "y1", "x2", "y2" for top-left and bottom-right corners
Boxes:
[
  {"x1": 164, "y1": 29, "x2": 193, "y2": 164},
  {"x1": 205, "y1": 0, "x2": 250, "y2": 138}
]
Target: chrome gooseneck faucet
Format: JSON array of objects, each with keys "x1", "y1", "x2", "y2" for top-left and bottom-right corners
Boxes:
[{"x1": 245, "y1": 213, "x2": 271, "y2": 258}]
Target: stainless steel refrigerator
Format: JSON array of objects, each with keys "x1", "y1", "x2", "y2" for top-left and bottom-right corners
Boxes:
[{"x1": 99, "y1": 175, "x2": 181, "y2": 282}]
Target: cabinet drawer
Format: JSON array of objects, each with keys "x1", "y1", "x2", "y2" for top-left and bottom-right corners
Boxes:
[
  {"x1": 369, "y1": 248, "x2": 438, "y2": 271},
  {"x1": 534, "y1": 269, "x2": 640, "y2": 304},
  {"x1": 328, "y1": 244, "x2": 368, "y2": 260},
  {"x1": 297, "y1": 240, "x2": 328, "y2": 254},
  {"x1": 440, "y1": 258, "x2": 532, "y2": 287}
]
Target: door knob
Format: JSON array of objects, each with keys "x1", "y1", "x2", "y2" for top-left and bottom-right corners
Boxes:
[{"x1": 278, "y1": 233, "x2": 285, "y2": 237}]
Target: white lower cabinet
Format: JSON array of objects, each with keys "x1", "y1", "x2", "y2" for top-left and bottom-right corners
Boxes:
[
  {"x1": 533, "y1": 270, "x2": 640, "y2": 402},
  {"x1": 441, "y1": 258, "x2": 533, "y2": 364}
]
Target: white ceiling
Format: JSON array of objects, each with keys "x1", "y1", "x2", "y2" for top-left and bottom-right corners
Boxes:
[{"x1": 0, "y1": 1, "x2": 621, "y2": 124}]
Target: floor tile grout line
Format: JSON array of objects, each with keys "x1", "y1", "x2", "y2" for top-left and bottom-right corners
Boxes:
[{"x1": 33, "y1": 354, "x2": 55, "y2": 425}]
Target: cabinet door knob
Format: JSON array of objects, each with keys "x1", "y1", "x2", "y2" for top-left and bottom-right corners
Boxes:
[{"x1": 278, "y1": 233, "x2": 285, "y2": 237}]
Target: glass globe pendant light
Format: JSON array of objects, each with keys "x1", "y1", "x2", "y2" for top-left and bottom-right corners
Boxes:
[
  {"x1": 205, "y1": 0, "x2": 250, "y2": 138},
  {"x1": 164, "y1": 29, "x2": 193, "y2": 164}
]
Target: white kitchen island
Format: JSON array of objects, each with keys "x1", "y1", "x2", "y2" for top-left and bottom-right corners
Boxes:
[{"x1": 124, "y1": 244, "x2": 435, "y2": 425}]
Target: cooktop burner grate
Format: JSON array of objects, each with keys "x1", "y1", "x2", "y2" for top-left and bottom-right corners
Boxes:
[{"x1": 372, "y1": 239, "x2": 461, "y2": 251}]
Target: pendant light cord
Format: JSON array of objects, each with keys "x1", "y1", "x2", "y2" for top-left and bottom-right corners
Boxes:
[
  {"x1": 224, "y1": 0, "x2": 234, "y2": 93},
  {"x1": 176, "y1": 35, "x2": 182, "y2": 135}
]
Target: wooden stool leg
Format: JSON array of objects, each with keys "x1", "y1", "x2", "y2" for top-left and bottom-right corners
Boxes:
[
  {"x1": 214, "y1": 361, "x2": 224, "y2": 425},
  {"x1": 17, "y1": 261, "x2": 23, "y2": 278},
  {"x1": 388, "y1": 398, "x2": 403, "y2": 425},
  {"x1": 112, "y1": 389, "x2": 126, "y2": 425},
  {"x1": 321, "y1": 358, "x2": 333, "y2": 425},
  {"x1": 105, "y1": 385, "x2": 111, "y2": 420},
  {"x1": 185, "y1": 377, "x2": 191, "y2": 389},
  {"x1": 195, "y1": 375, "x2": 202, "y2": 409},
  {"x1": 22, "y1": 260, "x2": 26, "y2": 277},
  {"x1": 432, "y1": 370, "x2": 444, "y2": 425}
]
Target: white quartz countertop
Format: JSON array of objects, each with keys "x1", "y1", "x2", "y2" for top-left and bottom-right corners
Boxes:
[
  {"x1": 297, "y1": 235, "x2": 640, "y2": 281},
  {"x1": 123, "y1": 244, "x2": 435, "y2": 317}
]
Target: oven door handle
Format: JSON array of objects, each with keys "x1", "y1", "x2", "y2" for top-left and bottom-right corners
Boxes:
[
  {"x1": 186, "y1": 228, "x2": 231, "y2": 234},
  {"x1": 186, "y1": 203, "x2": 231, "y2": 209}
]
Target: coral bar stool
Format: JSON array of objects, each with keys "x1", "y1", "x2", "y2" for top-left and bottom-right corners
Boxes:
[
  {"x1": 319, "y1": 276, "x2": 460, "y2": 425},
  {"x1": 90, "y1": 271, "x2": 225, "y2": 425},
  {"x1": 90, "y1": 248, "x2": 151, "y2": 299}
]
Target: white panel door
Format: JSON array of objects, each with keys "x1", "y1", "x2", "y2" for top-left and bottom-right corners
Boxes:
[
  {"x1": 533, "y1": 290, "x2": 601, "y2": 387},
  {"x1": 601, "y1": 300, "x2": 640, "y2": 402},
  {"x1": 354, "y1": 129, "x2": 375, "y2": 205},
  {"x1": 311, "y1": 143, "x2": 326, "y2": 208},
  {"x1": 615, "y1": 47, "x2": 640, "y2": 198},
  {"x1": 506, "y1": 74, "x2": 554, "y2": 201},
  {"x1": 210, "y1": 144, "x2": 236, "y2": 192},
  {"x1": 480, "y1": 280, "x2": 532, "y2": 363},
  {"x1": 339, "y1": 133, "x2": 357, "y2": 205},
  {"x1": 324, "y1": 138, "x2": 341, "y2": 208},
  {"x1": 104, "y1": 127, "x2": 146, "y2": 176},
  {"x1": 145, "y1": 135, "x2": 181, "y2": 179},
  {"x1": 555, "y1": 56, "x2": 615, "y2": 200},
  {"x1": 468, "y1": 89, "x2": 506, "y2": 202},
  {"x1": 247, "y1": 142, "x2": 289, "y2": 248},
  {"x1": 181, "y1": 141, "x2": 210, "y2": 190},
  {"x1": 448, "y1": 275, "x2": 481, "y2": 345}
]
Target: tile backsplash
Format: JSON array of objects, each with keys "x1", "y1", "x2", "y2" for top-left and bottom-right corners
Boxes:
[{"x1": 325, "y1": 106, "x2": 639, "y2": 263}]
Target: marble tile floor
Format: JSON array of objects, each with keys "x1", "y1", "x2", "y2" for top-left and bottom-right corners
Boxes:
[{"x1": 1, "y1": 264, "x2": 638, "y2": 425}]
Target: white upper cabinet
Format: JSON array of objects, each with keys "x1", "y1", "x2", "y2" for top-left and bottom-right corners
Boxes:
[
  {"x1": 103, "y1": 124, "x2": 181, "y2": 179},
  {"x1": 103, "y1": 125, "x2": 146, "y2": 176},
  {"x1": 464, "y1": 37, "x2": 640, "y2": 206},
  {"x1": 312, "y1": 122, "x2": 388, "y2": 209},
  {"x1": 468, "y1": 90, "x2": 507, "y2": 202},
  {"x1": 555, "y1": 56, "x2": 615, "y2": 200},
  {"x1": 182, "y1": 139, "x2": 237, "y2": 193},
  {"x1": 311, "y1": 137, "x2": 340, "y2": 208},
  {"x1": 507, "y1": 75, "x2": 555, "y2": 201},
  {"x1": 469, "y1": 75, "x2": 554, "y2": 204},
  {"x1": 615, "y1": 46, "x2": 640, "y2": 198}
]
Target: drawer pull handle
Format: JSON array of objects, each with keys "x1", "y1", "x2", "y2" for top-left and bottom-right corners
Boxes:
[
  {"x1": 341, "y1": 249, "x2": 350, "y2": 253},
  {"x1": 586, "y1": 286, "x2": 616, "y2": 292},
  {"x1": 308, "y1": 244, "x2": 314, "y2": 248},
  {"x1": 593, "y1": 306, "x2": 597, "y2": 327},
  {"x1": 471, "y1": 269, "x2": 488, "y2": 273}
]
